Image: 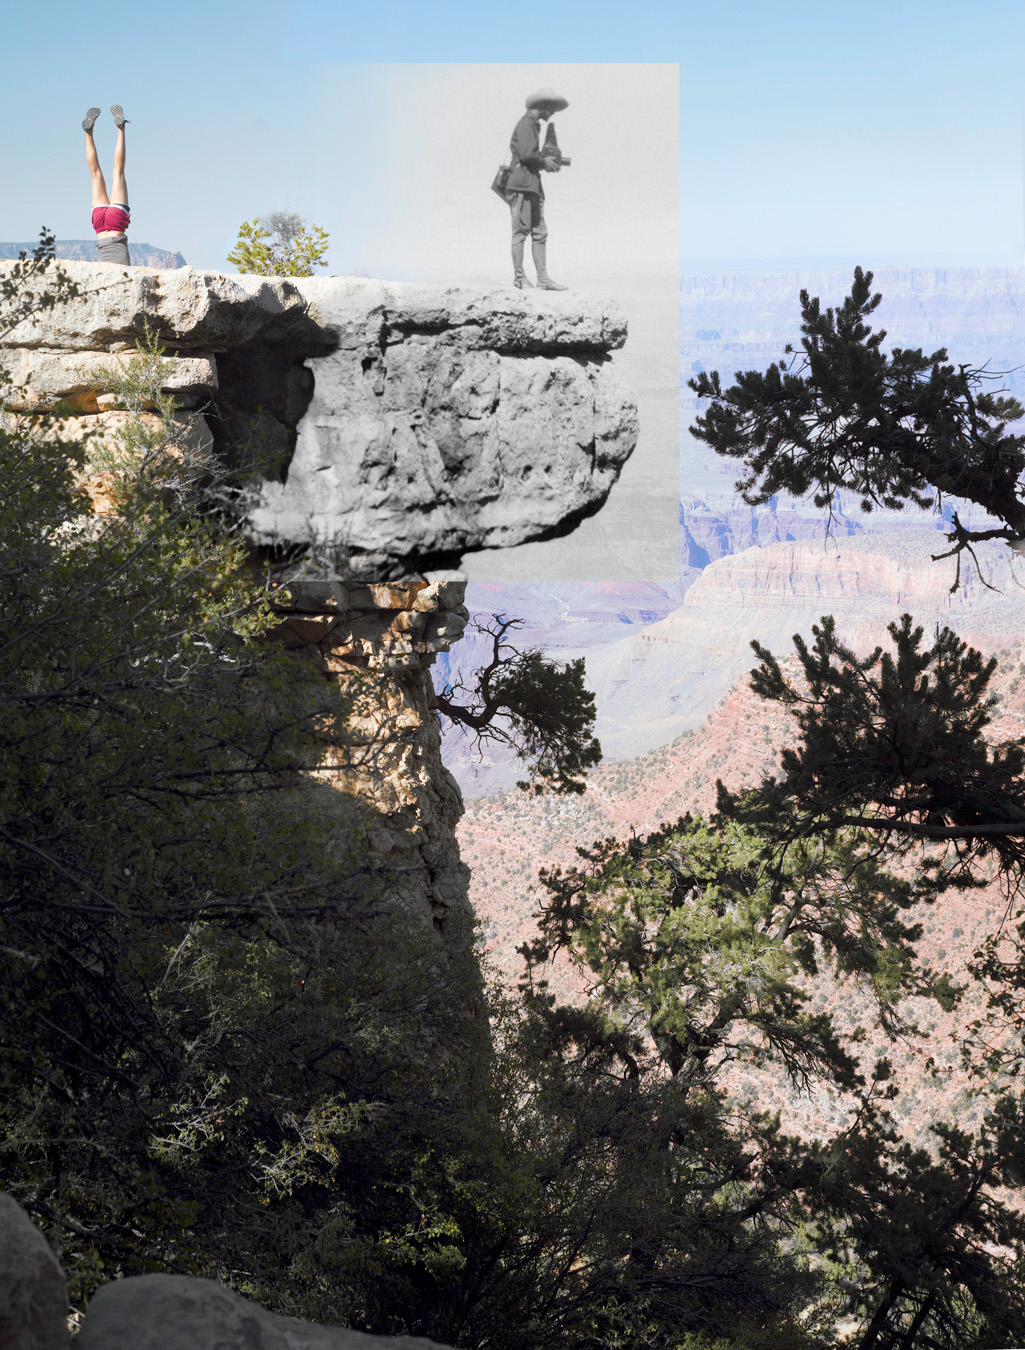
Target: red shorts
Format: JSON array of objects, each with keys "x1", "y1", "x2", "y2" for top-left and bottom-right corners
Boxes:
[{"x1": 92, "y1": 204, "x2": 130, "y2": 235}]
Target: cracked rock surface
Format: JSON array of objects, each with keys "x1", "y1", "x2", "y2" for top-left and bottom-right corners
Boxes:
[
  {"x1": 1, "y1": 263, "x2": 639, "y2": 578},
  {"x1": 0, "y1": 260, "x2": 636, "y2": 976}
]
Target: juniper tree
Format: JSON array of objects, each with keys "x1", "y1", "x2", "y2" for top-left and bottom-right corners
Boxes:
[{"x1": 715, "y1": 615, "x2": 1025, "y2": 884}]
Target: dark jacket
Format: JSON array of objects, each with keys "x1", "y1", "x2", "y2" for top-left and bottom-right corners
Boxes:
[{"x1": 507, "y1": 113, "x2": 545, "y2": 195}]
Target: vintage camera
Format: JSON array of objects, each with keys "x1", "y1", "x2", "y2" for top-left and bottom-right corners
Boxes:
[{"x1": 543, "y1": 122, "x2": 571, "y2": 168}]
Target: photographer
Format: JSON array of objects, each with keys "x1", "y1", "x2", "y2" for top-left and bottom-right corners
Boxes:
[{"x1": 506, "y1": 87, "x2": 568, "y2": 291}]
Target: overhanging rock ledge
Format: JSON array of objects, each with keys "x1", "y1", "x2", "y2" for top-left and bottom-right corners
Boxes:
[
  {"x1": 2, "y1": 262, "x2": 639, "y2": 579},
  {"x1": 0, "y1": 258, "x2": 640, "y2": 952}
]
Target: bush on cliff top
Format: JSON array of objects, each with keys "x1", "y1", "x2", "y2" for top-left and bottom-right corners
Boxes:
[{"x1": 227, "y1": 212, "x2": 330, "y2": 277}]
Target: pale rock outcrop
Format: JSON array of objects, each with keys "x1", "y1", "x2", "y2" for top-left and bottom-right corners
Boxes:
[
  {"x1": 1, "y1": 261, "x2": 638, "y2": 577},
  {"x1": 2, "y1": 349, "x2": 217, "y2": 412},
  {"x1": 0, "y1": 259, "x2": 637, "y2": 949},
  {"x1": 0, "y1": 264, "x2": 319, "y2": 352},
  {"x1": 0, "y1": 1194, "x2": 67, "y2": 1350}
]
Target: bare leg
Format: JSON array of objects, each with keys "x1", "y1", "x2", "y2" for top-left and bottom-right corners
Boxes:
[
  {"x1": 85, "y1": 130, "x2": 109, "y2": 207},
  {"x1": 111, "y1": 127, "x2": 128, "y2": 208}
]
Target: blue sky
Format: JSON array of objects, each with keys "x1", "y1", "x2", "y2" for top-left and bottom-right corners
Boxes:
[{"x1": 2, "y1": 0, "x2": 1023, "y2": 272}]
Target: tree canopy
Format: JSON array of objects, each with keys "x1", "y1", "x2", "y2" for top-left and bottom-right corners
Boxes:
[
  {"x1": 689, "y1": 266, "x2": 1025, "y2": 581},
  {"x1": 436, "y1": 615, "x2": 602, "y2": 795},
  {"x1": 716, "y1": 614, "x2": 1025, "y2": 880}
]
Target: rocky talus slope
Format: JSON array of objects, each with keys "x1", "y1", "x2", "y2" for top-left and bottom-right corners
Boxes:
[{"x1": 459, "y1": 533, "x2": 1025, "y2": 1144}]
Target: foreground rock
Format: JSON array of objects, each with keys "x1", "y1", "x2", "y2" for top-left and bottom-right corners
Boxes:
[
  {"x1": 75, "y1": 1274, "x2": 449, "y2": 1350},
  {"x1": 0, "y1": 1194, "x2": 67, "y2": 1350},
  {"x1": 0, "y1": 261, "x2": 638, "y2": 578},
  {"x1": 0, "y1": 1193, "x2": 453, "y2": 1350}
]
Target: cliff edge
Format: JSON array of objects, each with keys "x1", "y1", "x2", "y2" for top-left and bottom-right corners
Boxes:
[
  {"x1": 3, "y1": 262, "x2": 638, "y2": 578},
  {"x1": 0, "y1": 259, "x2": 638, "y2": 952}
]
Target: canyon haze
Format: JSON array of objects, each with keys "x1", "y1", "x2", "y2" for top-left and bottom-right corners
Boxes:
[{"x1": 441, "y1": 263, "x2": 1025, "y2": 796}]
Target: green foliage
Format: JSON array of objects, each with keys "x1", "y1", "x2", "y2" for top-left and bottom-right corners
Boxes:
[
  {"x1": 717, "y1": 614, "x2": 1025, "y2": 879},
  {"x1": 786, "y1": 1095, "x2": 1025, "y2": 1349},
  {"x1": 437, "y1": 616, "x2": 602, "y2": 795},
  {"x1": 0, "y1": 228, "x2": 80, "y2": 343},
  {"x1": 0, "y1": 268, "x2": 492, "y2": 1325},
  {"x1": 528, "y1": 815, "x2": 925, "y2": 1089},
  {"x1": 688, "y1": 266, "x2": 1025, "y2": 572},
  {"x1": 227, "y1": 214, "x2": 330, "y2": 277},
  {"x1": 521, "y1": 802, "x2": 1025, "y2": 1348}
]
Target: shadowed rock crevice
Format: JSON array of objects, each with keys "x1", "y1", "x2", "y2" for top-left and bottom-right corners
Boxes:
[{"x1": 209, "y1": 343, "x2": 322, "y2": 484}]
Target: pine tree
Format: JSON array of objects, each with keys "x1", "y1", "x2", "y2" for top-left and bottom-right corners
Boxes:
[{"x1": 689, "y1": 267, "x2": 1025, "y2": 582}]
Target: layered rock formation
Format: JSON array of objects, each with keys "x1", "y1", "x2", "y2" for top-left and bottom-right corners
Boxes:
[
  {"x1": 557, "y1": 530, "x2": 1025, "y2": 761},
  {"x1": 680, "y1": 493, "x2": 864, "y2": 567},
  {"x1": 0, "y1": 258, "x2": 638, "y2": 947},
  {"x1": 273, "y1": 574, "x2": 472, "y2": 938},
  {"x1": 3, "y1": 262, "x2": 637, "y2": 577}
]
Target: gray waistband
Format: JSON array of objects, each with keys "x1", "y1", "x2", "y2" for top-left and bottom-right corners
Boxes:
[{"x1": 96, "y1": 236, "x2": 132, "y2": 265}]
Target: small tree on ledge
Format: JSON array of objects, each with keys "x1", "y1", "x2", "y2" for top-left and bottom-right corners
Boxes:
[
  {"x1": 436, "y1": 615, "x2": 602, "y2": 796},
  {"x1": 227, "y1": 211, "x2": 329, "y2": 277}
]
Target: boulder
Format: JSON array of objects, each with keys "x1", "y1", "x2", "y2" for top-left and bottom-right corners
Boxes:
[
  {"x1": 74, "y1": 1273, "x2": 451, "y2": 1350},
  {"x1": 0, "y1": 1194, "x2": 68, "y2": 1350}
]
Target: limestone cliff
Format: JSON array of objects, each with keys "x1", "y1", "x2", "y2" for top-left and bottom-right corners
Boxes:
[{"x1": 0, "y1": 259, "x2": 639, "y2": 946}]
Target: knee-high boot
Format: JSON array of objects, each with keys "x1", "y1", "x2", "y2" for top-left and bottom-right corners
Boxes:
[
  {"x1": 531, "y1": 238, "x2": 567, "y2": 291},
  {"x1": 512, "y1": 235, "x2": 533, "y2": 288}
]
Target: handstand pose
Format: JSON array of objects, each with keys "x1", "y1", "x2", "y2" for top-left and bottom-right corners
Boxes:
[{"x1": 83, "y1": 105, "x2": 131, "y2": 266}]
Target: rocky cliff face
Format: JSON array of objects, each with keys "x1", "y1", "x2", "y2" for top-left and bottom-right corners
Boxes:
[
  {"x1": 680, "y1": 493, "x2": 865, "y2": 566},
  {"x1": 1, "y1": 259, "x2": 638, "y2": 947},
  {"x1": 4, "y1": 263, "x2": 637, "y2": 577}
]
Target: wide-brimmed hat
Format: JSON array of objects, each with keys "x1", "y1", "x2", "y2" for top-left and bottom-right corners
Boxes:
[{"x1": 525, "y1": 87, "x2": 569, "y2": 113}]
